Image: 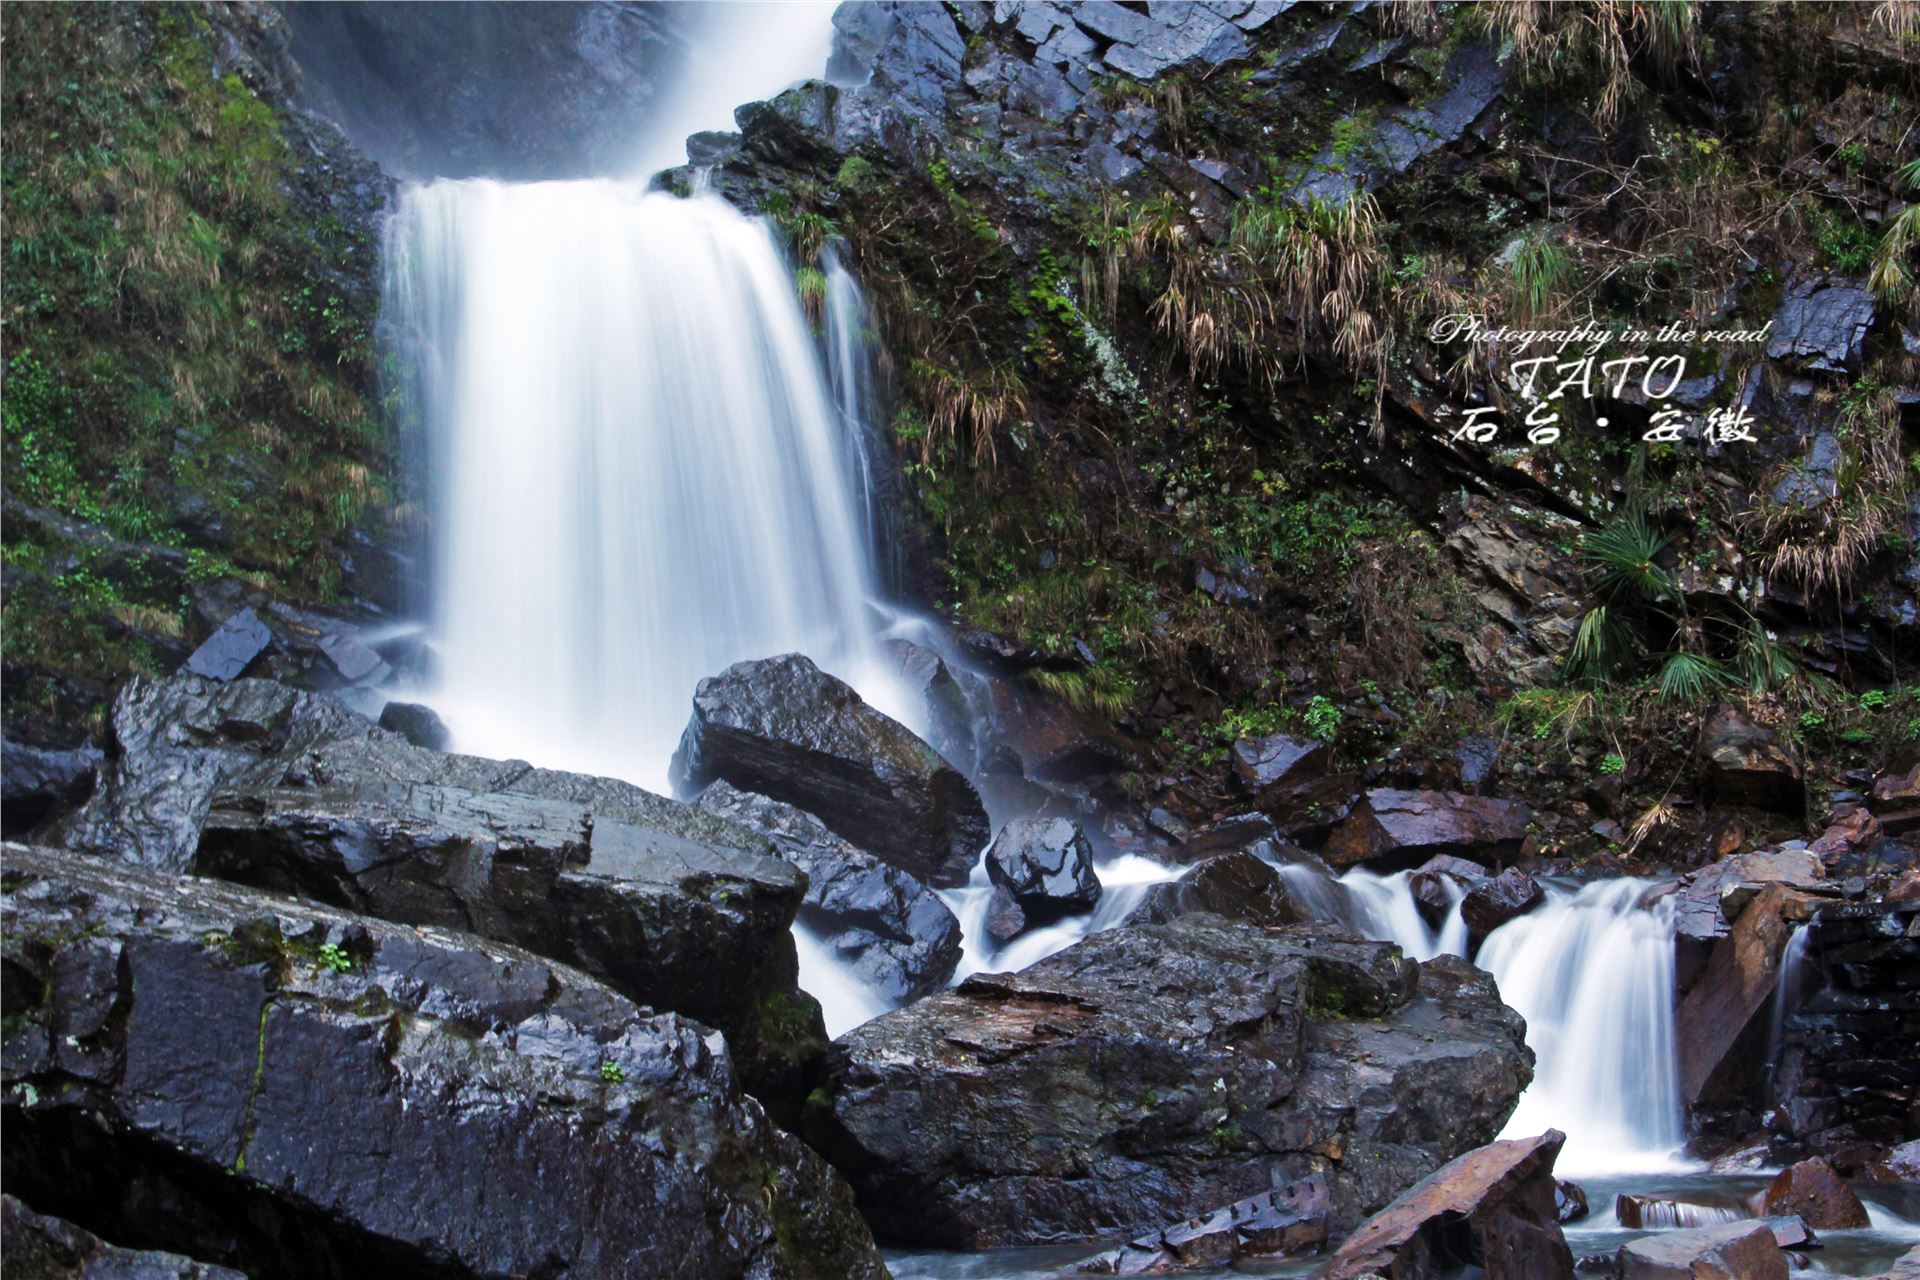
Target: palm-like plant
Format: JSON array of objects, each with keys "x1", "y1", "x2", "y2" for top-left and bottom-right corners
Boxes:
[{"x1": 1566, "y1": 508, "x2": 1739, "y2": 702}]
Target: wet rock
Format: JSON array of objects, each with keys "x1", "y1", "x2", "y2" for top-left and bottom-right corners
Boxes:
[
  {"x1": 375, "y1": 699, "x2": 448, "y2": 750},
  {"x1": 1, "y1": 739, "x2": 102, "y2": 838},
  {"x1": 1767, "y1": 276, "x2": 1875, "y2": 372},
  {"x1": 1262, "y1": 771, "x2": 1364, "y2": 842},
  {"x1": 1323, "y1": 788, "x2": 1532, "y2": 871},
  {"x1": 1677, "y1": 883, "x2": 1807, "y2": 1113},
  {"x1": 0, "y1": 845, "x2": 887, "y2": 1280},
  {"x1": 1315, "y1": 1130, "x2": 1573, "y2": 1280},
  {"x1": 670, "y1": 653, "x2": 989, "y2": 888},
  {"x1": 55, "y1": 674, "x2": 824, "y2": 1112},
  {"x1": 1762, "y1": 1157, "x2": 1870, "y2": 1229},
  {"x1": 1128, "y1": 849, "x2": 1304, "y2": 928},
  {"x1": 1461, "y1": 865, "x2": 1546, "y2": 945},
  {"x1": 2, "y1": 1195, "x2": 244, "y2": 1279},
  {"x1": 1231, "y1": 734, "x2": 1330, "y2": 804},
  {"x1": 1555, "y1": 1179, "x2": 1589, "y2": 1224},
  {"x1": 985, "y1": 816, "x2": 1101, "y2": 921},
  {"x1": 881, "y1": 637, "x2": 976, "y2": 770},
  {"x1": 1079, "y1": 1177, "x2": 1329, "y2": 1274},
  {"x1": 804, "y1": 920, "x2": 1533, "y2": 1247},
  {"x1": 1698, "y1": 705, "x2": 1805, "y2": 815},
  {"x1": 983, "y1": 882, "x2": 1028, "y2": 945},
  {"x1": 696, "y1": 780, "x2": 962, "y2": 1002},
  {"x1": 981, "y1": 674, "x2": 1144, "y2": 788},
  {"x1": 181, "y1": 608, "x2": 272, "y2": 682},
  {"x1": 1616, "y1": 1220, "x2": 1788, "y2": 1280},
  {"x1": 1409, "y1": 854, "x2": 1489, "y2": 929}
]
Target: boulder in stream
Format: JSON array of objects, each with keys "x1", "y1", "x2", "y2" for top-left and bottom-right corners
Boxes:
[
  {"x1": 1460, "y1": 865, "x2": 1545, "y2": 944},
  {"x1": 1126, "y1": 848, "x2": 1305, "y2": 928},
  {"x1": 1314, "y1": 1129, "x2": 1573, "y2": 1280},
  {"x1": 670, "y1": 653, "x2": 989, "y2": 888},
  {"x1": 695, "y1": 780, "x2": 962, "y2": 1002},
  {"x1": 985, "y1": 816, "x2": 1101, "y2": 918},
  {"x1": 1322, "y1": 788, "x2": 1531, "y2": 871},
  {"x1": 803, "y1": 919, "x2": 1533, "y2": 1247},
  {"x1": 0, "y1": 844, "x2": 887, "y2": 1280},
  {"x1": 1616, "y1": 1220, "x2": 1789, "y2": 1280},
  {"x1": 1761, "y1": 1157, "x2": 1870, "y2": 1229}
]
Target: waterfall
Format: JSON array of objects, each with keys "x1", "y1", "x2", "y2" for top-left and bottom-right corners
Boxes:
[
  {"x1": 383, "y1": 180, "x2": 912, "y2": 792},
  {"x1": 1267, "y1": 854, "x2": 1687, "y2": 1174},
  {"x1": 1476, "y1": 879, "x2": 1688, "y2": 1174},
  {"x1": 822, "y1": 246, "x2": 901, "y2": 593},
  {"x1": 1765, "y1": 922, "x2": 1811, "y2": 1109}
]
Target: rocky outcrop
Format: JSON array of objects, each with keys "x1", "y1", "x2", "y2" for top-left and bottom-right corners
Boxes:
[
  {"x1": 1314, "y1": 1130, "x2": 1573, "y2": 1280},
  {"x1": 803, "y1": 920, "x2": 1533, "y2": 1247},
  {"x1": 1323, "y1": 789, "x2": 1532, "y2": 871},
  {"x1": 1677, "y1": 882, "x2": 1807, "y2": 1114},
  {"x1": 1761, "y1": 1157, "x2": 1870, "y2": 1228},
  {"x1": 670, "y1": 653, "x2": 989, "y2": 888},
  {"x1": 55, "y1": 674, "x2": 826, "y2": 1111},
  {"x1": 1615, "y1": 1220, "x2": 1789, "y2": 1280},
  {"x1": 1079, "y1": 1177, "x2": 1329, "y2": 1275},
  {"x1": 1231, "y1": 734, "x2": 1329, "y2": 805},
  {"x1": 1127, "y1": 849, "x2": 1304, "y2": 928},
  {"x1": 695, "y1": 780, "x2": 962, "y2": 1002},
  {"x1": 0, "y1": 845, "x2": 887, "y2": 1280},
  {"x1": 2, "y1": 1195, "x2": 244, "y2": 1280},
  {"x1": 0, "y1": 739, "x2": 101, "y2": 838},
  {"x1": 1697, "y1": 705, "x2": 1805, "y2": 814}
]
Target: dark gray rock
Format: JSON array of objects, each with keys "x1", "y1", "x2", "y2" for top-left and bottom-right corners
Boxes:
[
  {"x1": 881, "y1": 638, "x2": 976, "y2": 773},
  {"x1": 182, "y1": 608, "x2": 271, "y2": 682},
  {"x1": 695, "y1": 780, "x2": 962, "y2": 1002},
  {"x1": 1323, "y1": 788, "x2": 1532, "y2": 870},
  {"x1": 1128, "y1": 849, "x2": 1305, "y2": 927},
  {"x1": 1616, "y1": 1220, "x2": 1789, "y2": 1280},
  {"x1": 1408, "y1": 854, "x2": 1489, "y2": 929},
  {"x1": 1767, "y1": 276, "x2": 1875, "y2": 371},
  {"x1": 0, "y1": 845, "x2": 887, "y2": 1280},
  {"x1": 376, "y1": 699, "x2": 448, "y2": 750},
  {"x1": 1698, "y1": 705, "x2": 1805, "y2": 814},
  {"x1": 803, "y1": 920, "x2": 1533, "y2": 1247},
  {"x1": 2, "y1": 1195, "x2": 245, "y2": 1279},
  {"x1": 1, "y1": 740, "x2": 101, "y2": 838},
  {"x1": 985, "y1": 816, "x2": 1101, "y2": 924},
  {"x1": 670, "y1": 653, "x2": 990, "y2": 889},
  {"x1": 55, "y1": 674, "x2": 825, "y2": 1113},
  {"x1": 1231, "y1": 734, "x2": 1330, "y2": 803},
  {"x1": 1461, "y1": 865, "x2": 1546, "y2": 945},
  {"x1": 1317, "y1": 1130, "x2": 1574, "y2": 1280},
  {"x1": 983, "y1": 881, "x2": 1029, "y2": 945}
]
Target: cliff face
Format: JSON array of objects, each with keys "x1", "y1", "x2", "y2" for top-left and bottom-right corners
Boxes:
[
  {"x1": 677, "y1": 0, "x2": 1919, "y2": 864},
  {"x1": 1, "y1": 3, "x2": 405, "y2": 751}
]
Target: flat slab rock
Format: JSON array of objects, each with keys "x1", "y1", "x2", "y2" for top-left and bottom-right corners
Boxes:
[
  {"x1": 1323, "y1": 788, "x2": 1532, "y2": 871},
  {"x1": 0, "y1": 844, "x2": 886, "y2": 1280},
  {"x1": 1314, "y1": 1130, "x2": 1573, "y2": 1280},
  {"x1": 54, "y1": 673, "x2": 825, "y2": 1112},
  {"x1": 1616, "y1": 1219, "x2": 1791, "y2": 1280},
  {"x1": 803, "y1": 919, "x2": 1533, "y2": 1248}
]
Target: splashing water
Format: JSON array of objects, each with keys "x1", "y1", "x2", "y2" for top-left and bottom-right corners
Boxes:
[
  {"x1": 941, "y1": 853, "x2": 1182, "y2": 984},
  {"x1": 383, "y1": 181, "x2": 914, "y2": 792}
]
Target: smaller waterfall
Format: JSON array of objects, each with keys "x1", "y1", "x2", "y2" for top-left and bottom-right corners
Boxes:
[
  {"x1": 1765, "y1": 922, "x2": 1812, "y2": 1108},
  {"x1": 822, "y1": 247, "x2": 901, "y2": 590},
  {"x1": 1274, "y1": 863, "x2": 1468, "y2": 961},
  {"x1": 1477, "y1": 879, "x2": 1688, "y2": 1174}
]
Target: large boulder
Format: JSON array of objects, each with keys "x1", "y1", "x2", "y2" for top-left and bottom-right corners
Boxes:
[
  {"x1": 670, "y1": 654, "x2": 989, "y2": 888},
  {"x1": 1126, "y1": 849, "x2": 1306, "y2": 928},
  {"x1": 0, "y1": 845, "x2": 887, "y2": 1280},
  {"x1": 1314, "y1": 1130, "x2": 1573, "y2": 1280},
  {"x1": 1615, "y1": 1220, "x2": 1788, "y2": 1280},
  {"x1": 1697, "y1": 705, "x2": 1805, "y2": 815},
  {"x1": 1079, "y1": 1177, "x2": 1330, "y2": 1274},
  {"x1": 3, "y1": 1194, "x2": 244, "y2": 1280},
  {"x1": 1323, "y1": 789, "x2": 1532, "y2": 871},
  {"x1": 695, "y1": 780, "x2": 962, "y2": 1002},
  {"x1": 1231, "y1": 734, "x2": 1330, "y2": 805},
  {"x1": 1676, "y1": 882, "x2": 1806, "y2": 1113},
  {"x1": 1460, "y1": 866, "x2": 1546, "y2": 946},
  {"x1": 803, "y1": 920, "x2": 1534, "y2": 1247},
  {"x1": 1761, "y1": 1157, "x2": 1870, "y2": 1229},
  {"x1": 54, "y1": 675, "x2": 826, "y2": 1112}
]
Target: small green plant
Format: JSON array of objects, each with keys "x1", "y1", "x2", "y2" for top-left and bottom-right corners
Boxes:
[
  {"x1": 1799, "y1": 711, "x2": 1827, "y2": 733},
  {"x1": 1304, "y1": 695, "x2": 1342, "y2": 742},
  {"x1": 1209, "y1": 1123, "x2": 1240, "y2": 1150},
  {"x1": 315, "y1": 942, "x2": 351, "y2": 974},
  {"x1": 1599, "y1": 752, "x2": 1626, "y2": 776},
  {"x1": 1860, "y1": 689, "x2": 1890, "y2": 710},
  {"x1": 599, "y1": 1061, "x2": 626, "y2": 1084}
]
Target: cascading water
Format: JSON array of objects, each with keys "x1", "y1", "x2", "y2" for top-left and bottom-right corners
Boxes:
[
  {"x1": 383, "y1": 180, "x2": 912, "y2": 792},
  {"x1": 1476, "y1": 878, "x2": 1688, "y2": 1173}
]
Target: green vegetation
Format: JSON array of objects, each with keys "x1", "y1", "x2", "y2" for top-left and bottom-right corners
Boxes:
[
  {"x1": 315, "y1": 943, "x2": 353, "y2": 974},
  {"x1": 2, "y1": 3, "x2": 396, "y2": 722},
  {"x1": 599, "y1": 1061, "x2": 626, "y2": 1084}
]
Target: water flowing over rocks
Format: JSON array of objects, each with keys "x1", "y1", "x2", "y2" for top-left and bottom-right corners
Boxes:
[
  {"x1": 51, "y1": 673, "x2": 827, "y2": 1112},
  {"x1": 1126, "y1": 848, "x2": 1306, "y2": 928},
  {"x1": 670, "y1": 653, "x2": 989, "y2": 888},
  {"x1": 1313, "y1": 1130, "x2": 1573, "y2": 1280},
  {"x1": 2, "y1": 1195, "x2": 246, "y2": 1280},
  {"x1": 802, "y1": 919, "x2": 1532, "y2": 1247},
  {"x1": 1677, "y1": 882, "x2": 1813, "y2": 1114},
  {"x1": 1322, "y1": 789, "x2": 1532, "y2": 871},
  {"x1": 984, "y1": 816, "x2": 1102, "y2": 923},
  {"x1": 0, "y1": 845, "x2": 887, "y2": 1280},
  {"x1": 695, "y1": 779, "x2": 962, "y2": 1002}
]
